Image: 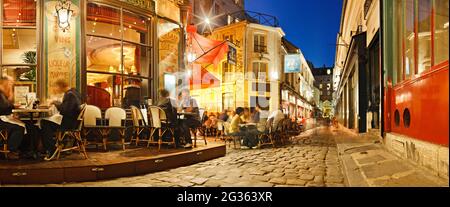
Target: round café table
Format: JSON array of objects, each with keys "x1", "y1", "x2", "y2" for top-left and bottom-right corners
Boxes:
[{"x1": 12, "y1": 108, "x2": 51, "y2": 122}]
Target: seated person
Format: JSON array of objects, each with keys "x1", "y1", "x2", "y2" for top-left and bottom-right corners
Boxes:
[
  {"x1": 218, "y1": 110, "x2": 229, "y2": 122},
  {"x1": 178, "y1": 89, "x2": 201, "y2": 148},
  {"x1": 156, "y1": 89, "x2": 179, "y2": 145},
  {"x1": 41, "y1": 79, "x2": 82, "y2": 157},
  {"x1": 229, "y1": 107, "x2": 259, "y2": 149},
  {"x1": 0, "y1": 76, "x2": 26, "y2": 159},
  {"x1": 240, "y1": 108, "x2": 251, "y2": 123},
  {"x1": 268, "y1": 107, "x2": 285, "y2": 131},
  {"x1": 250, "y1": 106, "x2": 261, "y2": 123},
  {"x1": 204, "y1": 113, "x2": 218, "y2": 136}
]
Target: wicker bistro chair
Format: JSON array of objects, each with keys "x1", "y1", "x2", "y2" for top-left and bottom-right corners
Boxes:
[
  {"x1": 102, "y1": 107, "x2": 127, "y2": 151},
  {"x1": 257, "y1": 118, "x2": 276, "y2": 148},
  {"x1": 222, "y1": 122, "x2": 242, "y2": 149},
  {"x1": 45, "y1": 104, "x2": 88, "y2": 161},
  {"x1": 82, "y1": 105, "x2": 102, "y2": 148},
  {"x1": 130, "y1": 106, "x2": 152, "y2": 146},
  {"x1": 190, "y1": 109, "x2": 208, "y2": 147},
  {"x1": 0, "y1": 126, "x2": 9, "y2": 159},
  {"x1": 147, "y1": 106, "x2": 176, "y2": 151},
  {"x1": 279, "y1": 118, "x2": 293, "y2": 145},
  {"x1": 215, "y1": 120, "x2": 225, "y2": 142}
]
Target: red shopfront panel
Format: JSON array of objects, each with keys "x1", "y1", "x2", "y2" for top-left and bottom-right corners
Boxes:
[{"x1": 390, "y1": 61, "x2": 449, "y2": 146}]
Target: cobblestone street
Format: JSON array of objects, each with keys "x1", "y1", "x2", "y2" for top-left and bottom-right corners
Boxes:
[{"x1": 8, "y1": 126, "x2": 346, "y2": 187}]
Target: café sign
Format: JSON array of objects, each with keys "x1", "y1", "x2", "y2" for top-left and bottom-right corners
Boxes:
[{"x1": 119, "y1": 0, "x2": 155, "y2": 11}]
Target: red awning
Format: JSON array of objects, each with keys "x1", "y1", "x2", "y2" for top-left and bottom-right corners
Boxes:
[{"x1": 187, "y1": 25, "x2": 228, "y2": 67}]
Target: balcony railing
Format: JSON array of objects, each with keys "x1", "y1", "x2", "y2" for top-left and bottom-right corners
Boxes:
[{"x1": 227, "y1": 10, "x2": 280, "y2": 28}]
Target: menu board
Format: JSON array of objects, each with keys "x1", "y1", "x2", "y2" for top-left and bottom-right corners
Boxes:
[{"x1": 44, "y1": 0, "x2": 81, "y2": 97}]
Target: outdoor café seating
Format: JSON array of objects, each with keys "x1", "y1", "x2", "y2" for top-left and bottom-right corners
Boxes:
[
  {"x1": 103, "y1": 107, "x2": 128, "y2": 151},
  {"x1": 44, "y1": 104, "x2": 88, "y2": 161},
  {"x1": 147, "y1": 106, "x2": 176, "y2": 151},
  {"x1": 222, "y1": 121, "x2": 242, "y2": 149},
  {"x1": 130, "y1": 105, "x2": 152, "y2": 146},
  {"x1": 0, "y1": 126, "x2": 9, "y2": 159},
  {"x1": 82, "y1": 104, "x2": 102, "y2": 148},
  {"x1": 190, "y1": 109, "x2": 208, "y2": 147},
  {"x1": 257, "y1": 118, "x2": 276, "y2": 148},
  {"x1": 215, "y1": 120, "x2": 225, "y2": 142}
]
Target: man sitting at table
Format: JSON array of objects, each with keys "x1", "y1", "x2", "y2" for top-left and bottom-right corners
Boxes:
[
  {"x1": 156, "y1": 89, "x2": 180, "y2": 146},
  {"x1": 178, "y1": 89, "x2": 201, "y2": 148},
  {"x1": 41, "y1": 79, "x2": 81, "y2": 157},
  {"x1": 0, "y1": 76, "x2": 26, "y2": 159},
  {"x1": 229, "y1": 107, "x2": 259, "y2": 149}
]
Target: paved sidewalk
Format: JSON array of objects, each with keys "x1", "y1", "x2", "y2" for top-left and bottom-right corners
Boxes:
[
  {"x1": 2, "y1": 127, "x2": 345, "y2": 187},
  {"x1": 332, "y1": 126, "x2": 449, "y2": 187}
]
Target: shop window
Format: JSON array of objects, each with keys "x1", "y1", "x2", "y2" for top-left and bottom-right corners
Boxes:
[
  {"x1": 403, "y1": 108, "x2": 411, "y2": 128},
  {"x1": 0, "y1": 0, "x2": 37, "y2": 104},
  {"x1": 403, "y1": 0, "x2": 415, "y2": 79},
  {"x1": 252, "y1": 62, "x2": 268, "y2": 80},
  {"x1": 86, "y1": 4, "x2": 121, "y2": 38},
  {"x1": 417, "y1": 0, "x2": 432, "y2": 74},
  {"x1": 158, "y1": 18, "x2": 180, "y2": 90},
  {"x1": 434, "y1": 0, "x2": 449, "y2": 65},
  {"x1": 86, "y1": 2, "x2": 152, "y2": 109},
  {"x1": 2, "y1": 29, "x2": 36, "y2": 65}
]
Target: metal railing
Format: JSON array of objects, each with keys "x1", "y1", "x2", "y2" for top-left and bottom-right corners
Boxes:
[{"x1": 227, "y1": 10, "x2": 280, "y2": 28}]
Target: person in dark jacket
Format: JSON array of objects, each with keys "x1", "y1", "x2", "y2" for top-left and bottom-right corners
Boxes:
[
  {"x1": 157, "y1": 89, "x2": 180, "y2": 146},
  {"x1": 178, "y1": 89, "x2": 201, "y2": 148},
  {"x1": 0, "y1": 76, "x2": 25, "y2": 159},
  {"x1": 41, "y1": 79, "x2": 81, "y2": 156}
]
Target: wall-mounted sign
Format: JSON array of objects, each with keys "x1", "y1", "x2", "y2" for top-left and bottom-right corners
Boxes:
[
  {"x1": 284, "y1": 54, "x2": 301, "y2": 73},
  {"x1": 44, "y1": 0, "x2": 81, "y2": 97},
  {"x1": 227, "y1": 44, "x2": 237, "y2": 65}
]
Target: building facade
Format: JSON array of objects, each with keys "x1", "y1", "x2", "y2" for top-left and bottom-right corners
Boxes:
[
  {"x1": 333, "y1": 0, "x2": 381, "y2": 133},
  {"x1": 187, "y1": 0, "x2": 244, "y2": 34},
  {"x1": 0, "y1": 0, "x2": 185, "y2": 109},
  {"x1": 312, "y1": 66, "x2": 333, "y2": 117},
  {"x1": 200, "y1": 19, "x2": 284, "y2": 115},
  {"x1": 382, "y1": 0, "x2": 449, "y2": 179},
  {"x1": 280, "y1": 38, "x2": 315, "y2": 121}
]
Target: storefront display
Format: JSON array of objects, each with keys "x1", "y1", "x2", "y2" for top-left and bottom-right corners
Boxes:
[{"x1": 0, "y1": 0, "x2": 182, "y2": 108}]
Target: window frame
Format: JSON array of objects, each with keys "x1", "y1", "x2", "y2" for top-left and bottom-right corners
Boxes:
[
  {"x1": 253, "y1": 33, "x2": 267, "y2": 53},
  {"x1": 85, "y1": 1, "x2": 154, "y2": 107},
  {"x1": 0, "y1": 0, "x2": 39, "y2": 102}
]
